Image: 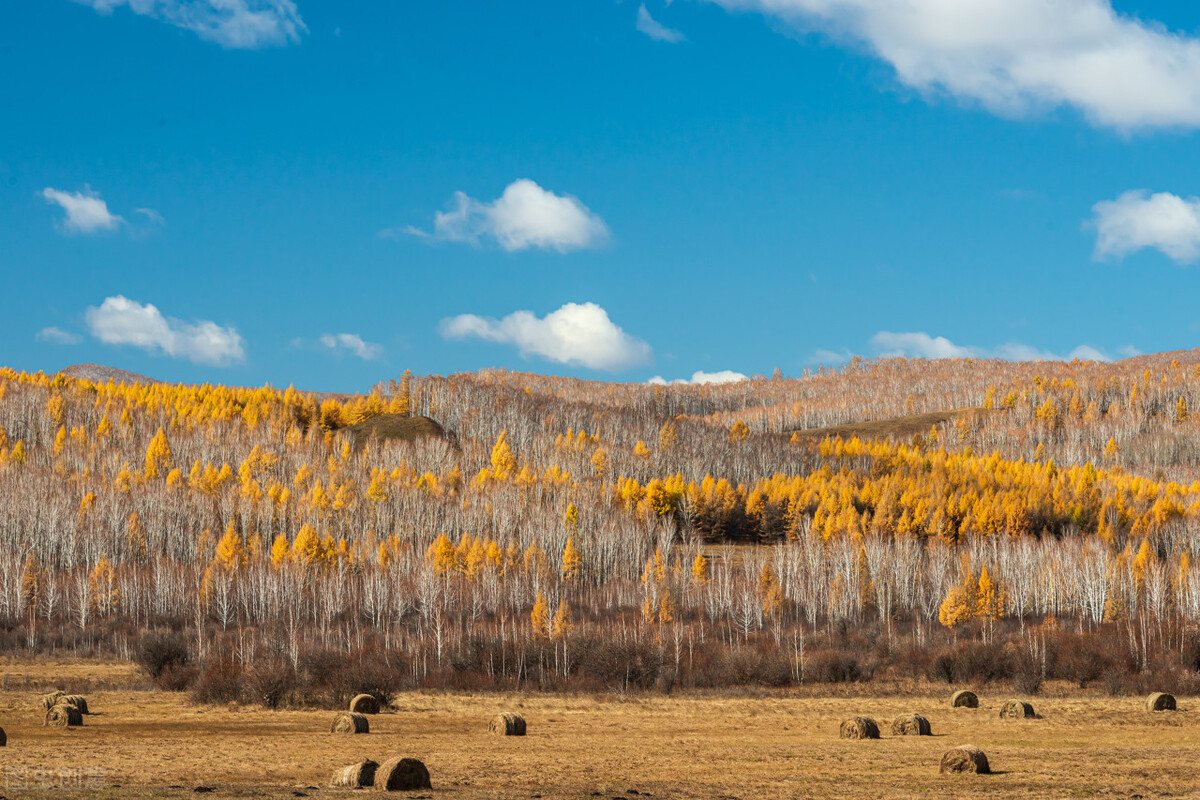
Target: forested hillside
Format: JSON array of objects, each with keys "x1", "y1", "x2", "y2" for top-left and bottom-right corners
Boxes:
[{"x1": 2, "y1": 353, "x2": 1200, "y2": 701}]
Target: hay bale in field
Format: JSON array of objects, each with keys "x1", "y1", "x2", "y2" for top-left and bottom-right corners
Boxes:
[
  {"x1": 891, "y1": 712, "x2": 932, "y2": 736},
  {"x1": 331, "y1": 759, "x2": 378, "y2": 788},
  {"x1": 999, "y1": 699, "x2": 1035, "y2": 719},
  {"x1": 489, "y1": 712, "x2": 526, "y2": 736},
  {"x1": 44, "y1": 703, "x2": 83, "y2": 728},
  {"x1": 350, "y1": 693, "x2": 381, "y2": 715},
  {"x1": 61, "y1": 695, "x2": 89, "y2": 714},
  {"x1": 40, "y1": 690, "x2": 65, "y2": 710},
  {"x1": 940, "y1": 744, "x2": 990, "y2": 774},
  {"x1": 839, "y1": 716, "x2": 880, "y2": 740},
  {"x1": 1147, "y1": 692, "x2": 1177, "y2": 712},
  {"x1": 373, "y1": 756, "x2": 431, "y2": 791},
  {"x1": 950, "y1": 690, "x2": 978, "y2": 708},
  {"x1": 330, "y1": 711, "x2": 369, "y2": 734}
]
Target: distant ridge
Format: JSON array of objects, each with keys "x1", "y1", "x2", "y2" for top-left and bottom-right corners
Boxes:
[{"x1": 57, "y1": 363, "x2": 159, "y2": 385}]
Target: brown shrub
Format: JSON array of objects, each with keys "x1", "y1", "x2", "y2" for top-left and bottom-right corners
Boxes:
[
  {"x1": 890, "y1": 713, "x2": 931, "y2": 736},
  {"x1": 940, "y1": 745, "x2": 990, "y2": 774},
  {"x1": 839, "y1": 716, "x2": 880, "y2": 739},
  {"x1": 331, "y1": 711, "x2": 369, "y2": 734},
  {"x1": 998, "y1": 699, "x2": 1036, "y2": 719},
  {"x1": 350, "y1": 693, "x2": 381, "y2": 714},
  {"x1": 489, "y1": 712, "x2": 526, "y2": 736},
  {"x1": 44, "y1": 704, "x2": 82, "y2": 727},
  {"x1": 331, "y1": 759, "x2": 377, "y2": 788},
  {"x1": 950, "y1": 690, "x2": 978, "y2": 708},
  {"x1": 374, "y1": 757, "x2": 431, "y2": 791},
  {"x1": 1147, "y1": 692, "x2": 1176, "y2": 711}
]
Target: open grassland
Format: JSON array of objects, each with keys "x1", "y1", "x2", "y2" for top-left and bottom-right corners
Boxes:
[{"x1": 0, "y1": 664, "x2": 1197, "y2": 798}]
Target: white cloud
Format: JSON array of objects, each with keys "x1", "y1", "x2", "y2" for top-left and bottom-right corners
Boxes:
[
  {"x1": 705, "y1": 0, "x2": 1200, "y2": 130},
  {"x1": 648, "y1": 369, "x2": 747, "y2": 385},
  {"x1": 42, "y1": 187, "x2": 124, "y2": 234},
  {"x1": 439, "y1": 302, "x2": 652, "y2": 371},
  {"x1": 76, "y1": 0, "x2": 305, "y2": 49},
  {"x1": 318, "y1": 333, "x2": 383, "y2": 360},
  {"x1": 1117, "y1": 345, "x2": 1141, "y2": 358},
  {"x1": 85, "y1": 295, "x2": 245, "y2": 366},
  {"x1": 36, "y1": 327, "x2": 82, "y2": 345},
  {"x1": 871, "y1": 331, "x2": 972, "y2": 359},
  {"x1": 869, "y1": 331, "x2": 1111, "y2": 362},
  {"x1": 638, "y1": 4, "x2": 686, "y2": 43},
  {"x1": 409, "y1": 179, "x2": 609, "y2": 253},
  {"x1": 1090, "y1": 190, "x2": 1200, "y2": 263}
]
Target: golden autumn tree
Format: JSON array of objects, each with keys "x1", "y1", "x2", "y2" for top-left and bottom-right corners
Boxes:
[
  {"x1": 490, "y1": 431, "x2": 516, "y2": 478},
  {"x1": 530, "y1": 592, "x2": 550, "y2": 639},
  {"x1": 144, "y1": 427, "x2": 173, "y2": 479},
  {"x1": 551, "y1": 600, "x2": 574, "y2": 640},
  {"x1": 561, "y1": 537, "x2": 582, "y2": 581},
  {"x1": 691, "y1": 553, "x2": 709, "y2": 584}
]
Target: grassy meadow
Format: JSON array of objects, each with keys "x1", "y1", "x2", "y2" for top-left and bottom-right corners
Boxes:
[{"x1": 0, "y1": 661, "x2": 1195, "y2": 798}]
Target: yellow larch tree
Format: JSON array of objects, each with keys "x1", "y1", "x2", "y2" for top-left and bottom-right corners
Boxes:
[
  {"x1": 144, "y1": 427, "x2": 173, "y2": 479},
  {"x1": 561, "y1": 537, "x2": 582, "y2": 581},
  {"x1": 530, "y1": 592, "x2": 550, "y2": 639}
]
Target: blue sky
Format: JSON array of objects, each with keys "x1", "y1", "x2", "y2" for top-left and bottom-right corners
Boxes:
[{"x1": 5, "y1": 1, "x2": 1200, "y2": 390}]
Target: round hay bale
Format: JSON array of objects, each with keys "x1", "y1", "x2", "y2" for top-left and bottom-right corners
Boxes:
[
  {"x1": 489, "y1": 712, "x2": 526, "y2": 736},
  {"x1": 40, "y1": 690, "x2": 66, "y2": 710},
  {"x1": 940, "y1": 744, "x2": 990, "y2": 774},
  {"x1": 999, "y1": 699, "x2": 1035, "y2": 719},
  {"x1": 350, "y1": 693, "x2": 381, "y2": 715},
  {"x1": 61, "y1": 694, "x2": 89, "y2": 714},
  {"x1": 891, "y1": 713, "x2": 932, "y2": 736},
  {"x1": 1147, "y1": 692, "x2": 1177, "y2": 712},
  {"x1": 330, "y1": 711, "x2": 369, "y2": 734},
  {"x1": 950, "y1": 690, "x2": 978, "y2": 708},
  {"x1": 44, "y1": 703, "x2": 83, "y2": 728},
  {"x1": 839, "y1": 716, "x2": 880, "y2": 740},
  {"x1": 373, "y1": 756, "x2": 431, "y2": 791},
  {"x1": 331, "y1": 759, "x2": 378, "y2": 788}
]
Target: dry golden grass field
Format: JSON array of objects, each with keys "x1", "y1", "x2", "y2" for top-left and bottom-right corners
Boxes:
[{"x1": 0, "y1": 661, "x2": 1197, "y2": 798}]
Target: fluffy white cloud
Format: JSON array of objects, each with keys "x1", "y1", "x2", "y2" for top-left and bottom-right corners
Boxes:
[
  {"x1": 85, "y1": 295, "x2": 245, "y2": 366},
  {"x1": 319, "y1": 333, "x2": 383, "y2": 360},
  {"x1": 1090, "y1": 190, "x2": 1200, "y2": 263},
  {"x1": 76, "y1": 0, "x2": 305, "y2": 49},
  {"x1": 648, "y1": 369, "x2": 747, "y2": 385},
  {"x1": 638, "y1": 4, "x2": 686, "y2": 42},
  {"x1": 869, "y1": 331, "x2": 1112, "y2": 362},
  {"x1": 439, "y1": 302, "x2": 652, "y2": 371},
  {"x1": 36, "y1": 327, "x2": 82, "y2": 345},
  {"x1": 42, "y1": 187, "x2": 124, "y2": 234},
  {"x1": 705, "y1": 0, "x2": 1200, "y2": 130},
  {"x1": 413, "y1": 179, "x2": 609, "y2": 253}
]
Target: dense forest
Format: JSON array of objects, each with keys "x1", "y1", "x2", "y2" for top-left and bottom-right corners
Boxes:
[{"x1": 3, "y1": 352, "x2": 1200, "y2": 704}]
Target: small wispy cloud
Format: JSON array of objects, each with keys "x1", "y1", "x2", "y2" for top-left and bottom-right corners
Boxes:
[
  {"x1": 74, "y1": 0, "x2": 306, "y2": 49},
  {"x1": 400, "y1": 179, "x2": 609, "y2": 253},
  {"x1": 36, "y1": 327, "x2": 82, "y2": 345},
  {"x1": 637, "y1": 4, "x2": 686, "y2": 43},
  {"x1": 318, "y1": 333, "x2": 383, "y2": 361},
  {"x1": 869, "y1": 331, "x2": 1112, "y2": 362},
  {"x1": 648, "y1": 369, "x2": 746, "y2": 385},
  {"x1": 42, "y1": 187, "x2": 124, "y2": 234}
]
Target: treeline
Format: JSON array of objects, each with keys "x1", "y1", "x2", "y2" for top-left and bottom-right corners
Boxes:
[{"x1": 0, "y1": 355, "x2": 1200, "y2": 695}]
